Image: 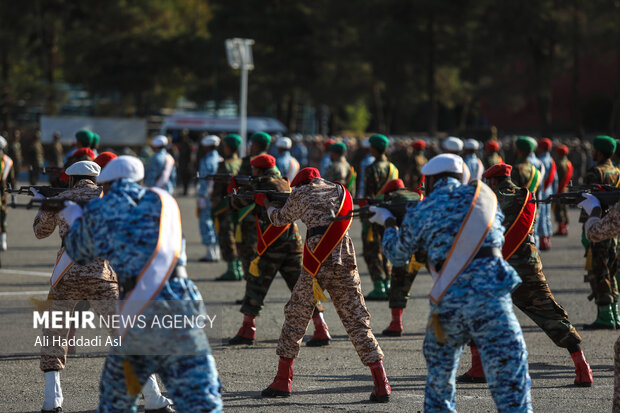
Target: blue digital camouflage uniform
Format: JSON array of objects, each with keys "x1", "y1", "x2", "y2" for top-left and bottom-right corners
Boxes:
[
  {"x1": 145, "y1": 148, "x2": 177, "y2": 194},
  {"x1": 275, "y1": 151, "x2": 293, "y2": 178},
  {"x1": 537, "y1": 151, "x2": 556, "y2": 238},
  {"x1": 65, "y1": 179, "x2": 222, "y2": 413},
  {"x1": 357, "y1": 153, "x2": 375, "y2": 198},
  {"x1": 320, "y1": 153, "x2": 331, "y2": 176},
  {"x1": 291, "y1": 142, "x2": 308, "y2": 168},
  {"x1": 197, "y1": 150, "x2": 221, "y2": 245},
  {"x1": 463, "y1": 153, "x2": 481, "y2": 181},
  {"x1": 382, "y1": 177, "x2": 532, "y2": 413}
]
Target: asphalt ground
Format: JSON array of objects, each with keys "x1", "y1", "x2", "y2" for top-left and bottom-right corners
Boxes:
[{"x1": 0, "y1": 192, "x2": 615, "y2": 412}]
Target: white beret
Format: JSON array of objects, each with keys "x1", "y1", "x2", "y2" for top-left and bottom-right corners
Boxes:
[
  {"x1": 421, "y1": 154, "x2": 464, "y2": 176},
  {"x1": 0, "y1": 136, "x2": 6, "y2": 150},
  {"x1": 65, "y1": 160, "x2": 101, "y2": 177},
  {"x1": 201, "y1": 135, "x2": 220, "y2": 147},
  {"x1": 98, "y1": 155, "x2": 145, "y2": 184},
  {"x1": 442, "y1": 137, "x2": 463, "y2": 153},
  {"x1": 361, "y1": 138, "x2": 371, "y2": 149},
  {"x1": 276, "y1": 137, "x2": 292, "y2": 149},
  {"x1": 464, "y1": 139, "x2": 480, "y2": 150},
  {"x1": 151, "y1": 135, "x2": 168, "y2": 148}
]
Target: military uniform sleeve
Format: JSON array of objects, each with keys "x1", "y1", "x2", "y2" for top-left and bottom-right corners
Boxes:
[
  {"x1": 64, "y1": 216, "x2": 98, "y2": 265},
  {"x1": 364, "y1": 164, "x2": 376, "y2": 198},
  {"x1": 585, "y1": 202, "x2": 620, "y2": 242},
  {"x1": 33, "y1": 210, "x2": 59, "y2": 239},
  {"x1": 382, "y1": 205, "x2": 424, "y2": 267},
  {"x1": 584, "y1": 168, "x2": 600, "y2": 185},
  {"x1": 269, "y1": 187, "x2": 306, "y2": 226}
]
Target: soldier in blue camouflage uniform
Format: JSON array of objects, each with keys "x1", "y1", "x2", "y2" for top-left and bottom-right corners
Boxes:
[
  {"x1": 536, "y1": 138, "x2": 556, "y2": 250},
  {"x1": 375, "y1": 154, "x2": 532, "y2": 412},
  {"x1": 144, "y1": 136, "x2": 177, "y2": 194},
  {"x1": 64, "y1": 156, "x2": 222, "y2": 413},
  {"x1": 197, "y1": 136, "x2": 222, "y2": 262}
]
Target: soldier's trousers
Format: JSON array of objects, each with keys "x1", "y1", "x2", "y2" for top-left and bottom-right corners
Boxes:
[
  {"x1": 215, "y1": 211, "x2": 237, "y2": 262},
  {"x1": 553, "y1": 203, "x2": 569, "y2": 225},
  {"x1": 510, "y1": 262, "x2": 581, "y2": 349},
  {"x1": 424, "y1": 292, "x2": 531, "y2": 412},
  {"x1": 236, "y1": 218, "x2": 258, "y2": 279},
  {"x1": 41, "y1": 278, "x2": 119, "y2": 371},
  {"x1": 198, "y1": 205, "x2": 217, "y2": 245},
  {"x1": 97, "y1": 351, "x2": 222, "y2": 413},
  {"x1": 537, "y1": 202, "x2": 552, "y2": 237},
  {"x1": 389, "y1": 265, "x2": 419, "y2": 309},
  {"x1": 586, "y1": 238, "x2": 619, "y2": 305},
  {"x1": 240, "y1": 238, "x2": 302, "y2": 316},
  {"x1": 276, "y1": 260, "x2": 384, "y2": 365},
  {"x1": 361, "y1": 223, "x2": 391, "y2": 282}
]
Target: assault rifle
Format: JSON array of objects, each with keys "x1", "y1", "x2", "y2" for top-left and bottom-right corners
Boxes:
[
  {"x1": 6, "y1": 185, "x2": 67, "y2": 197},
  {"x1": 331, "y1": 200, "x2": 420, "y2": 226},
  {"x1": 534, "y1": 184, "x2": 620, "y2": 213},
  {"x1": 29, "y1": 166, "x2": 64, "y2": 175},
  {"x1": 7, "y1": 196, "x2": 87, "y2": 210},
  {"x1": 196, "y1": 173, "x2": 270, "y2": 186},
  {"x1": 226, "y1": 189, "x2": 290, "y2": 207}
]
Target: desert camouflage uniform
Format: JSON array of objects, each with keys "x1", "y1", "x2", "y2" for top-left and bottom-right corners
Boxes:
[
  {"x1": 33, "y1": 179, "x2": 118, "y2": 372},
  {"x1": 554, "y1": 156, "x2": 572, "y2": 226},
  {"x1": 584, "y1": 202, "x2": 620, "y2": 412},
  {"x1": 323, "y1": 155, "x2": 356, "y2": 198},
  {"x1": 212, "y1": 153, "x2": 242, "y2": 262},
  {"x1": 268, "y1": 178, "x2": 383, "y2": 365},
  {"x1": 229, "y1": 168, "x2": 303, "y2": 316},
  {"x1": 363, "y1": 154, "x2": 398, "y2": 283},
  {"x1": 382, "y1": 188, "x2": 422, "y2": 308},
  {"x1": 582, "y1": 159, "x2": 620, "y2": 305},
  {"x1": 65, "y1": 179, "x2": 221, "y2": 413},
  {"x1": 382, "y1": 177, "x2": 531, "y2": 412},
  {"x1": 497, "y1": 179, "x2": 581, "y2": 349}
]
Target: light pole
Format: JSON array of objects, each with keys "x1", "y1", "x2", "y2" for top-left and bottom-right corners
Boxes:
[{"x1": 225, "y1": 38, "x2": 254, "y2": 157}]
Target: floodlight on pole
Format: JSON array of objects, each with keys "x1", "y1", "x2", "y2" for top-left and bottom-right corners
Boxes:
[{"x1": 225, "y1": 38, "x2": 254, "y2": 156}]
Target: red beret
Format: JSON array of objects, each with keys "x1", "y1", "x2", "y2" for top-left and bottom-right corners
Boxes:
[
  {"x1": 482, "y1": 163, "x2": 512, "y2": 179},
  {"x1": 291, "y1": 167, "x2": 321, "y2": 187},
  {"x1": 94, "y1": 152, "x2": 117, "y2": 168},
  {"x1": 555, "y1": 144, "x2": 569, "y2": 157},
  {"x1": 538, "y1": 138, "x2": 552, "y2": 151},
  {"x1": 380, "y1": 179, "x2": 405, "y2": 195},
  {"x1": 323, "y1": 138, "x2": 335, "y2": 151},
  {"x1": 484, "y1": 140, "x2": 500, "y2": 152},
  {"x1": 250, "y1": 154, "x2": 276, "y2": 169},
  {"x1": 73, "y1": 148, "x2": 95, "y2": 160},
  {"x1": 412, "y1": 139, "x2": 426, "y2": 150}
]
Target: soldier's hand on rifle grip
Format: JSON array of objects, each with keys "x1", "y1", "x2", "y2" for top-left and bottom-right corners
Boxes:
[
  {"x1": 368, "y1": 206, "x2": 394, "y2": 226},
  {"x1": 578, "y1": 193, "x2": 601, "y2": 216}
]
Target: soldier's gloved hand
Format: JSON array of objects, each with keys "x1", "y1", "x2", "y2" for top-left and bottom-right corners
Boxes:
[
  {"x1": 30, "y1": 187, "x2": 45, "y2": 200},
  {"x1": 368, "y1": 206, "x2": 394, "y2": 226},
  {"x1": 59, "y1": 201, "x2": 83, "y2": 225},
  {"x1": 197, "y1": 197, "x2": 208, "y2": 209},
  {"x1": 577, "y1": 193, "x2": 601, "y2": 215}
]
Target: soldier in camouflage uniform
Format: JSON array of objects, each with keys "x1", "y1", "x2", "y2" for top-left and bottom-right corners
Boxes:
[
  {"x1": 482, "y1": 140, "x2": 503, "y2": 169},
  {"x1": 0, "y1": 136, "x2": 14, "y2": 251},
  {"x1": 197, "y1": 135, "x2": 222, "y2": 262},
  {"x1": 378, "y1": 154, "x2": 532, "y2": 412},
  {"x1": 458, "y1": 163, "x2": 593, "y2": 387},
  {"x1": 553, "y1": 144, "x2": 573, "y2": 236},
  {"x1": 377, "y1": 179, "x2": 424, "y2": 337},
  {"x1": 407, "y1": 139, "x2": 427, "y2": 190},
  {"x1": 581, "y1": 135, "x2": 620, "y2": 329},
  {"x1": 212, "y1": 134, "x2": 243, "y2": 280},
  {"x1": 228, "y1": 155, "x2": 330, "y2": 347},
  {"x1": 323, "y1": 142, "x2": 356, "y2": 197},
  {"x1": 363, "y1": 134, "x2": 399, "y2": 300},
  {"x1": 511, "y1": 137, "x2": 542, "y2": 195}
]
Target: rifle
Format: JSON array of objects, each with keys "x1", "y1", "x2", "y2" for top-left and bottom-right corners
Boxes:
[
  {"x1": 331, "y1": 200, "x2": 420, "y2": 226},
  {"x1": 29, "y1": 166, "x2": 64, "y2": 175},
  {"x1": 6, "y1": 185, "x2": 67, "y2": 197},
  {"x1": 226, "y1": 189, "x2": 290, "y2": 207},
  {"x1": 534, "y1": 184, "x2": 620, "y2": 212},
  {"x1": 196, "y1": 173, "x2": 269, "y2": 186},
  {"x1": 7, "y1": 197, "x2": 88, "y2": 210}
]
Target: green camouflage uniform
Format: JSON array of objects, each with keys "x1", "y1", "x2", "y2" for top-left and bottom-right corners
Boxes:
[
  {"x1": 497, "y1": 178, "x2": 581, "y2": 349},
  {"x1": 511, "y1": 157, "x2": 540, "y2": 193},
  {"x1": 383, "y1": 188, "x2": 422, "y2": 308},
  {"x1": 408, "y1": 153, "x2": 427, "y2": 189},
  {"x1": 212, "y1": 153, "x2": 242, "y2": 263},
  {"x1": 363, "y1": 154, "x2": 399, "y2": 283},
  {"x1": 230, "y1": 168, "x2": 303, "y2": 316},
  {"x1": 582, "y1": 159, "x2": 620, "y2": 306},
  {"x1": 482, "y1": 152, "x2": 502, "y2": 169}
]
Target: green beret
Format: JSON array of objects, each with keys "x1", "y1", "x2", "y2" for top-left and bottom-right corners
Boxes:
[
  {"x1": 250, "y1": 131, "x2": 271, "y2": 148},
  {"x1": 594, "y1": 135, "x2": 616, "y2": 157},
  {"x1": 328, "y1": 142, "x2": 347, "y2": 154},
  {"x1": 369, "y1": 134, "x2": 389, "y2": 152},
  {"x1": 75, "y1": 130, "x2": 93, "y2": 146},
  {"x1": 90, "y1": 133, "x2": 100, "y2": 148},
  {"x1": 224, "y1": 133, "x2": 242, "y2": 149},
  {"x1": 615, "y1": 139, "x2": 620, "y2": 155},
  {"x1": 515, "y1": 136, "x2": 535, "y2": 153}
]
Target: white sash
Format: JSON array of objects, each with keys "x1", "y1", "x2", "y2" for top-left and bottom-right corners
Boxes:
[
  {"x1": 429, "y1": 181, "x2": 498, "y2": 304},
  {"x1": 2, "y1": 154, "x2": 13, "y2": 182},
  {"x1": 461, "y1": 162, "x2": 471, "y2": 184},
  {"x1": 117, "y1": 187, "x2": 183, "y2": 337},
  {"x1": 50, "y1": 248, "x2": 73, "y2": 288},
  {"x1": 288, "y1": 157, "x2": 300, "y2": 181},
  {"x1": 155, "y1": 153, "x2": 175, "y2": 188}
]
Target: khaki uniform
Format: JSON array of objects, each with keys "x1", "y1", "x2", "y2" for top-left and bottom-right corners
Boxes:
[
  {"x1": 33, "y1": 179, "x2": 118, "y2": 371},
  {"x1": 212, "y1": 153, "x2": 242, "y2": 262},
  {"x1": 269, "y1": 178, "x2": 383, "y2": 365},
  {"x1": 323, "y1": 156, "x2": 356, "y2": 198}
]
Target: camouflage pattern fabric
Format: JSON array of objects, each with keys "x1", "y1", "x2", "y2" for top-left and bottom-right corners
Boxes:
[
  {"x1": 323, "y1": 156, "x2": 356, "y2": 198},
  {"x1": 197, "y1": 149, "x2": 221, "y2": 245},
  {"x1": 144, "y1": 148, "x2": 177, "y2": 194},
  {"x1": 212, "y1": 154, "x2": 242, "y2": 262},
  {"x1": 269, "y1": 178, "x2": 383, "y2": 365},
  {"x1": 497, "y1": 179, "x2": 581, "y2": 348},
  {"x1": 537, "y1": 151, "x2": 556, "y2": 237},
  {"x1": 382, "y1": 177, "x2": 531, "y2": 412},
  {"x1": 554, "y1": 156, "x2": 572, "y2": 225},
  {"x1": 483, "y1": 152, "x2": 502, "y2": 169}
]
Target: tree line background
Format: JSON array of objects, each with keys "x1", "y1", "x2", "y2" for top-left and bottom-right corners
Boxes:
[{"x1": 0, "y1": 0, "x2": 618, "y2": 138}]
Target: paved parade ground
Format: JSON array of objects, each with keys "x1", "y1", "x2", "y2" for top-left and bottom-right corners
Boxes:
[{"x1": 0, "y1": 193, "x2": 615, "y2": 412}]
